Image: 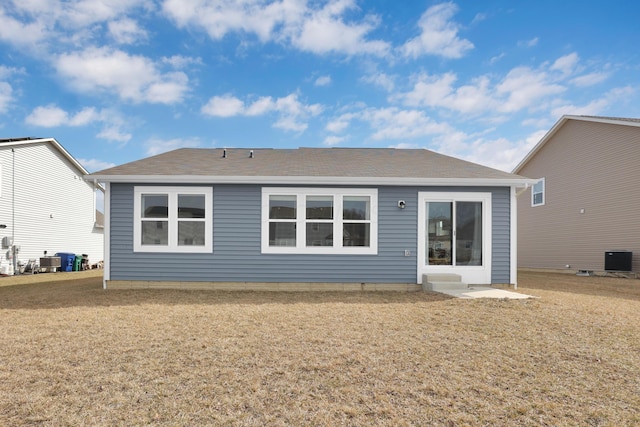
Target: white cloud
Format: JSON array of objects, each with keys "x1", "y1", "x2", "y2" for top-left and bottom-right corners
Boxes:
[
  {"x1": 0, "y1": 0, "x2": 152, "y2": 51},
  {"x1": 201, "y1": 94, "x2": 246, "y2": 117},
  {"x1": 108, "y1": 18, "x2": 148, "y2": 44},
  {"x1": 314, "y1": 75, "x2": 332, "y2": 86},
  {"x1": 77, "y1": 158, "x2": 116, "y2": 172},
  {"x1": 145, "y1": 137, "x2": 202, "y2": 156},
  {"x1": 0, "y1": 82, "x2": 13, "y2": 114},
  {"x1": 24, "y1": 104, "x2": 132, "y2": 142},
  {"x1": 363, "y1": 108, "x2": 450, "y2": 140},
  {"x1": 162, "y1": 0, "x2": 389, "y2": 57},
  {"x1": 388, "y1": 142, "x2": 420, "y2": 149},
  {"x1": 0, "y1": 65, "x2": 25, "y2": 79},
  {"x1": 400, "y1": 2, "x2": 473, "y2": 59},
  {"x1": 518, "y1": 37, "x2": 539, "y2": 48},
  {"x1": 361, "y1": 72, "x2": 395, "y2": 92},
  {"x1": 396, "y1": 54, "x2": 581, "y2": 115},
  {"x1": 550, "y1": 52, "x2": 579, "y2": 76},
  {"x1": 570, "y1": 72, "x2": 609, "y2": 87},
  {"x1": 97, "y1": 126, "x2": 131, "y2": 142},
  {"x1": 162, "y1": 55, "x2": 203, "y2": 69},
  {"x1": 55, "y1": 47, "x2": 190, "y2": 104},
  {"x1": 323, "y1": 135, "x2": 345, "y2": 146},
  {"x1": 291, "y1": 0, "x2": 389, "y2": 56},
  {"x1": 327, "y1": 106, "x2": 451, "y2": 141},
  {"x1": 550, "y1": 98, "x2": 610, "y2": 118},
  {"x1": 61, "y1": 0, "x2": 153, "y2": 28},
  {"x1": 162, "y1": 0, "x2": 302, "y2": 42},
  {"x1": 325, "y1": 114, "x2": 354, "y2": 133},
  {"x1": 25, "y1": 104, "x2": 102, "y2": 127},
  {"x1": 202, "y1": 92, "x2": 323, "y2": 132},
  {"x1": 397, "y1": 72, "x2": 497, "y2": 114},
  {"x1": 461, "y1": 136, "x2": 539, "y2": 172},
  {"x1": 496, "y1": 66, "x2": 565, "y2": 112},
  {"x1": 489, "y1": 52, "x2": 505, "y2": 64},
  {"x1": 0, "y1": 5, "x2": 51, "y2": 49}
]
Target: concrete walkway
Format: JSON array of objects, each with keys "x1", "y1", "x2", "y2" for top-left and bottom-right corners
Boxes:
[{"x1": 435, "y1": 286, "x2": 535, "y2": 299}]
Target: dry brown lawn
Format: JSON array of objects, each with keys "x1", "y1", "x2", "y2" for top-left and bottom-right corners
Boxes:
[{"x1": 0, "y1": 270, "x2": 639, "y2": 426}]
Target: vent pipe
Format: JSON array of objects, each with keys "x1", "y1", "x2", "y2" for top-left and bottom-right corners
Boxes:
[
  {"x1": 249, "y1": 150, "x2": 254, "y2": 158},
  {"x1": 222, "y1": 148, "x2": 227, "y2": 158}
]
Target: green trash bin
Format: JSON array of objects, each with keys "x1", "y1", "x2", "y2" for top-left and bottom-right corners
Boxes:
[{"x1": 73, "y1": 255, "x2": 83, "y2": 271}]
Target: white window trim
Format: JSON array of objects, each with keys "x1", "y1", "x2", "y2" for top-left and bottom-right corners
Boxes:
[
  {"x1": 261, "y1": 187, "x2": 378, "y2": 255},
  {"x1": 531, "y1": 178, "x2": 545, "y2": 207},
  {"x1": 133, "y1": 186, "x2": 213, "y2": 253}
]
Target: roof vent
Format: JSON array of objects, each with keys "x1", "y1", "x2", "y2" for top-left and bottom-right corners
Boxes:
[
  {"x1": 249, "y1": 150, "x2": 254, "y2": 158},
  {"x1": 222, "y1": 148, "x2": 227, "y2": 158}
]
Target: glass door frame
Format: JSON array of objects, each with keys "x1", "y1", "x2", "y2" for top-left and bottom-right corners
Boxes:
[{"x1": 417, "y1": 192, "x2": 492, "y2": 285}]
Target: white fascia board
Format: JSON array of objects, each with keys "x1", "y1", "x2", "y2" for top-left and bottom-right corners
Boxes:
[
  {"x1": 566, "y1": 115, "x2": 640, "y2": 127},
  {"x1": 87, "y1": 174, "x2": 537, "y2": 188}
]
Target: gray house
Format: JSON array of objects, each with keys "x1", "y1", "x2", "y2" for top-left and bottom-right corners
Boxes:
[
  {"x1": 88, "y1": 148, "x2": 534, "y2": 290},
  {"x1": 513, "y1": 115, "x2": 640, "y2": 273}
]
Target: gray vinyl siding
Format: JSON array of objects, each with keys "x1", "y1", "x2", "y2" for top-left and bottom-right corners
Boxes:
[
  {"x1": 491, "y1": 187, "x2": 511, "y2": 283},
  {"x1": 109, "y1": 183, "x2": 511, "y2": 283},
  {"x1": 517, "y1": 119, "x2": 640, "y2": 272}
]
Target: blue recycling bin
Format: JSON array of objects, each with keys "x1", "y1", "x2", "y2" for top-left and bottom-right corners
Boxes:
[{"x1": 55, "y1": 252, "x2": 75, "y2": 272}]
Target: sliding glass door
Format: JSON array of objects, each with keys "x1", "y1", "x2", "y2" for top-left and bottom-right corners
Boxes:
[{"x1": 419, "y1": 193, "x2": 491, "y2": 284}]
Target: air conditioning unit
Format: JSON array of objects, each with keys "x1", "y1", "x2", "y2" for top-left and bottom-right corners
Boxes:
[
  {"x1": 605, "y1": 250, "x2": 632, "y2": 272},
  {"x1": 2, "y1": 236, "x2": 13, "y2": 248}
]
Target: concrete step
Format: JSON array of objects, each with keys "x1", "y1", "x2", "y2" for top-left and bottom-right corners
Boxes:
[
  {"x1": 423, "y1": 273, "x2": 462, "y2": 283},
  {"x1": 423, "y1": 281, "x2": 468, "y2": 292},
  {"x1": 422, "y1": 274, "x2": 467, "y2": 292}
]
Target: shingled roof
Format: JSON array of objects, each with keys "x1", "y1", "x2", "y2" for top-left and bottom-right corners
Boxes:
[{"x1": 88, "y1": 147, "x2": 533, "y2": 186}]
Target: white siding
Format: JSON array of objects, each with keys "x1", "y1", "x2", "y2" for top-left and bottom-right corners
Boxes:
[{"x1": 0, "y1": 142, "x2": 103, "y2": 271}]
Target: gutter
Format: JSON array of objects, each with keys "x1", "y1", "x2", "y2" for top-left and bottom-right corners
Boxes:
[{"x1": 86, "y1": 174, "x2": 538, "y2": 188}]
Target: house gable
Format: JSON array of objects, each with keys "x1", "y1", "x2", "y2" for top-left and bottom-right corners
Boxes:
[
  {"x1": 0, "y1": 137, "x2": 104, "y2": 272},
  {"x1": 515, "y1": 116, "x2": 640, "y2": 272}
]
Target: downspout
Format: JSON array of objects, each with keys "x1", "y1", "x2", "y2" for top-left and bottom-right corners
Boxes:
[
  {"x1": 102, "y1": 181, "x2": 110, "y2": 289},
  {"x1": 11, "y1": 148, "x2": 15, "y2": 275}
]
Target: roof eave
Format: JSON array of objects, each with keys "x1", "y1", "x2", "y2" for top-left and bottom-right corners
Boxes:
[
  {"x1": 86, "y1": 174, "x2": 536, "y2": 188},
  {"x1": 2, "y1": 137, "x2": 91, "y2": 177}
]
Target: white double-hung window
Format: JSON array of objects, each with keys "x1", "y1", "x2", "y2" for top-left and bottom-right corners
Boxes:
[
  {"x1": 262, "y1": 188, "x2": 377, "y2": 254},
  {"x1": 134, "y1": 186, "x2": 212, "y2": 253},
  {"x1": 531, "y1": 178, "x2": 545, "y2": 207}
]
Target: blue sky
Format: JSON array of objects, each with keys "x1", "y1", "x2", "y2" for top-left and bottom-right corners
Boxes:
[{"x1": 1, "y1": 0, "x2": 639, "y2": 173}]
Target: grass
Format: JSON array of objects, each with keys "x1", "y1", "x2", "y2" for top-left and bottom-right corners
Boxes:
[{"x1": 0, "y1": 271, "x2": 639, "y2": 426}]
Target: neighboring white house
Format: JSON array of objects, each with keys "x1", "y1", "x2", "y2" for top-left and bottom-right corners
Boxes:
[{"x1": 0, "y1": 137, "x2": 103, "y2": 275}]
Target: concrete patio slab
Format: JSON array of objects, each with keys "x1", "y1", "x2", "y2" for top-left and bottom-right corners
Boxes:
[{"x1": 434, "y1": 286, "x2": 536, "y2": 299}]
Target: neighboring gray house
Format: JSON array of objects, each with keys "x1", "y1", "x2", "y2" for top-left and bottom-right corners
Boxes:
[
  {"x1": 88, "y1": 148, "x2": 534, "y2": 290},
  {"x1": 513, "y1": 115, "x2": 640, "y2": 273},
  {"x1": 0, "y1": 137, "x2": 104, "y2": 274}
]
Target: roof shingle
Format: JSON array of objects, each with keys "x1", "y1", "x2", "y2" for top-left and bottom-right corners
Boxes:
[{"x1": 90, "y1": 147, "x2": 528, "y2": 182}]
